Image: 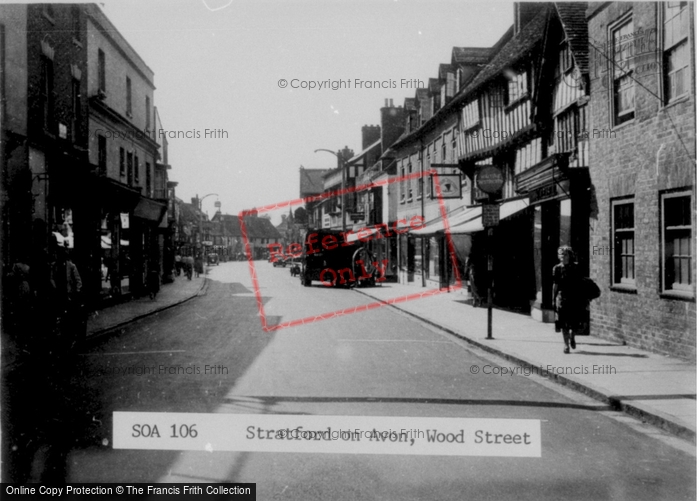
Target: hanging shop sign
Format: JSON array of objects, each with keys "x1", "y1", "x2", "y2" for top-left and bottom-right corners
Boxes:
[
  {"x1": 120, "y1": 213, "x2": 130, "y2": 229},
  {"x1": 431, "y1": 174, "x2": 462, "y2": 199},
  {"x1": 476, "y1": 165, "x2": 504, "y2": 194}
]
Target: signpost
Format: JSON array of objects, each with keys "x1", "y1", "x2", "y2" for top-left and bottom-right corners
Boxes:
[{"x1": 475, "y1": 166, "x2": 504, "y2": 341}]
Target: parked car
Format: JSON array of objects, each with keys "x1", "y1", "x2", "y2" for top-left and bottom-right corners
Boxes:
[
  {"x1": 207, "y1": 253, "x2": 219, "y2": 266},
  {"x1": 300, "y1": 229, "x2": 376, "y2": 288}
]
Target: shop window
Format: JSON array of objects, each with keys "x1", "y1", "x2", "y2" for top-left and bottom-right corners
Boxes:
[
  {"x1": 661, "y1": 191, "x2": 692, "y2": 294},
  {"x1": 662, "y1": 2, "x2": 690, "y2": 103},
  {"x1": 612, "y1": 199, "x2": 635, "y2": 286},
  {"x1": 610, "y1": 17, "x2": 635, "y2": 126}
]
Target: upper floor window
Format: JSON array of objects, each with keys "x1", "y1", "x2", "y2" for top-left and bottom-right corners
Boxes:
[
  {"x1": 71, "y1": 5, "x2": 80, "y2": 41},
  {"x1": 462, "y1": 99, "x2": 480, "y2": 130},
  {"x1": 41, "y1": 56, "x2": 54, "y2": 133},
  {"x1": 98, "y1": 49, "x2": 106, "y2": 93},
  {"x1": 506, "y1": 70, "x2": 528, "y2": 104},
  {"x1": 71, "y1": 78, "x2": 81, "y2": 142},
  {"x1": 145, "y1": 96, "x2": 151, "y2": 130},
  {"x1": 661, "y1": 191, "x2": 692, "y2": 294},
  {"x1": 127, "y1": 151, "x2": 133, "y2": 185},
  {"x1": 134, "y1": 155, "x2": 140, "y2": 184},
  {"x1": 126, "y1": 76, "x2": 132, "y2": 116},
  {"x1": 555, "y1": 39, "x2": 573, "y2": 78},
  {"x1": 119, "y1": 147, "x2": 125, "y2": 177},
  {"x1": 98, "y1": 135, "x2": 107, "y2": 175},
  {"x1": 662, "y1": 2, "x2": 690, "y2": 103},
  {"x1": 611, "y1": 18, "x2": 635, "y2": 125},
  {"x1": 612, "y1": 199, "x2": 635, "y2": 286},
  {"x1": 146, "y1": 162, "x2": 152, "y2": 195}
]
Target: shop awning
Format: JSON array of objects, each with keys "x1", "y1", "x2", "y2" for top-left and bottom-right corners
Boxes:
[
  {"x1": 450, "y1": 197, "x2": 530, "y2": 234},
  {"x1": 133, "y1": 196, "x2": 167, "y2": 223},
  {"x1": 410, "y1": 205, "x2": 481, "y2": 236}
]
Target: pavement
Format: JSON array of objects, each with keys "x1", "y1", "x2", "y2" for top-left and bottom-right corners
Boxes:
[
  {"x1": 86, "y1": 272, "x2": 207, "y2": 338},
  {"x1": 84, "y1": 269, "x2": 696, "y2": 443}
]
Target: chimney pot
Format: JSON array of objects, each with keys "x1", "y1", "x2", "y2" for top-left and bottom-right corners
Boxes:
[{"x1": 384, "y1": 98, "x2": 388, "y2": 107}]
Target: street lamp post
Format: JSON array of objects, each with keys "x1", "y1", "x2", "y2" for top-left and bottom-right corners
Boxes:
[
  {"x1": 315, "y1": 148, "x2": 348, "y2": 232},
  {"x1": 196, "y1": 193, "x2": 218, "y2": 255}
]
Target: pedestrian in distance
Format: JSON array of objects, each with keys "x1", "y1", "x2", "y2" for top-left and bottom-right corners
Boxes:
[
  {"x1": 185, "y1": 255, "x2": 194, "y2": 280},
  {"x1": 147, "y1": 266, "x2": 160, "y2": 300},
  {"x1": 174, "y1": 253, "x2": 182, "y2": 276},
  {"x1": 552, "y1": 246, "x2": 587, "y2": 354},
  {"x1": 194, "y1": 253, "x2": 204, "y2": 278}
]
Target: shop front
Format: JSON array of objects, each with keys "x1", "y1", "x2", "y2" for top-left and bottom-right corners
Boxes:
[{"x1": 515, "y1": 153, "x2": 590, "y2": 322}]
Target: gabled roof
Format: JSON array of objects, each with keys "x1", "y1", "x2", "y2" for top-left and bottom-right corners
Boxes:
[
  {"x1": 555, "y1": 3, "x2": 589, "y2": 74},
  {"x1": 300, "y1": 167, "x2": 330, "y2": 197},
  {"x1": 438, "y1": 63, "x2": 455, "y2": 80},
  {"x1": 451, "y1": 47, "x2": 493, "y2": 65},
  {"x1": 428, "y1": 78, "x2": 441, "y2": 93},
  {"x1": 457, "y1": 7, "x2": 550, "y2": 100},
  {"x1": 348, "y1": 138, "x2": 381, "y2": 163},
  {"x1": 221, "y1": 214, "x2": 282, "y2": 240}
]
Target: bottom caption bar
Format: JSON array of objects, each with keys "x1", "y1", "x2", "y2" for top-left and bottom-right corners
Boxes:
[{"x1": 2, "y1": 484, "x2": 256, "y2": 500}]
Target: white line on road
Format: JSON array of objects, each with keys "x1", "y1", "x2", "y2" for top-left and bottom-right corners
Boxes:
[
  {"x1": 338, "y1": 339, "x2": 453, "y2": 343},
  {"x1": 80, "y1": 350, "x2": 187, "y2": 356}
]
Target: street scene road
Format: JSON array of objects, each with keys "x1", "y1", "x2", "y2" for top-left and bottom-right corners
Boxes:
[{"x1": 54, "y1": 262, "x2": 694, "y2": 500}]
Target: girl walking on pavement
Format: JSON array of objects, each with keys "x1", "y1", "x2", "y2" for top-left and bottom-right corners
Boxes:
[{"x1": 552, "y1": 246, "x2": 587, "y2": 354}]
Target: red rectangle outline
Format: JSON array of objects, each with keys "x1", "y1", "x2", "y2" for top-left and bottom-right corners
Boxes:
[{"x1": 240, "y1": 169, "x2": 464, "y2": 332}]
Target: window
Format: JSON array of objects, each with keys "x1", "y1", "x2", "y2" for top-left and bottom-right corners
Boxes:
[
  {"x1": 611, "y1": 18, "x2": 635, "y2": 125},
  {"x1": 134, "y1": 155, "x2": 139, "y2": 184},
  {"x1": 72, "y1": 5, "x2": 80, "y2": 41},
  {"x1": 98, "y1": 135, "x2": 107, "y2": 175},
  {"x1": 461, "y1": 99, "x2": 479, "y2": 129},
  {"x1": 555, "y1": 39, "x2": 573, "y2": 78},
  {"x1": 127, "y1": 151, "x2": 133, "y2": 185},
  {"x1": 146, "y1": 162, "x2": 152, "y2": 195},
  {"x1": 71, "y1": 78, "x2": 80, "y2": 142},
  {"x1": 400, "y1": 164, "x2": 406, "y2": 203},
  {"x1": 126, "y1": 77, "x2": 132, "y2": 116},
  {"x1": 408, "y1": 161, "x2": 413, "y2": 201},
  {"x1": 662, "y1": 2, "x2": 690, "y2": 103},
  {"x1": 145, "y1": 96, "x2": 150, "y2": 130},
  {"x1": 506, "y1": 70, "x2": 528, "y2": 104},
  {"x1": 41, "y1": 56, "x2": 54, "y2": 132},
  {"x1": 98, "y1": 49, "x2": 106, "y2": 93},
  {"x1": 661, "y1": 191, "x2": 692, "y2": 293},
  {"x1": 119, "y1": 147, "x2": 125, "y2": 177},
  {"x1": 612, "y1": 199, "x2": 635, "y2": 286}
]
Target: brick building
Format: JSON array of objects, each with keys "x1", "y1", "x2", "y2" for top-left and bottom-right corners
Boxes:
[
  {"x1": 587, "y1": 2, "x2": 696, "y2": 359},
  {"x1": 0, "y1": 3, "x2": 92, "y2": 299}
]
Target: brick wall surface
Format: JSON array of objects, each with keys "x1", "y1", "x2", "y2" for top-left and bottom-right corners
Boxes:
[{"x1": 587, "y1": 2, "x2": 696, "y2": 359}]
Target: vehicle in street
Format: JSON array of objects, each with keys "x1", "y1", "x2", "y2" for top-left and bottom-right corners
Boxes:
[
  {"x1": 300, "y1": 229, "x2": 376, "y2": 288},
  {"x1": 289, "y1": 257, "x2": 302, "y2": 277},
  {"x1": 207, "y1": 253, "x2": 219, "y2": 266}
]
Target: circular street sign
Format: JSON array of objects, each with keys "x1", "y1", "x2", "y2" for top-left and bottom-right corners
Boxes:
[{"x1": 476, "y1": 165, "x2": 504, "y2": 194}]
